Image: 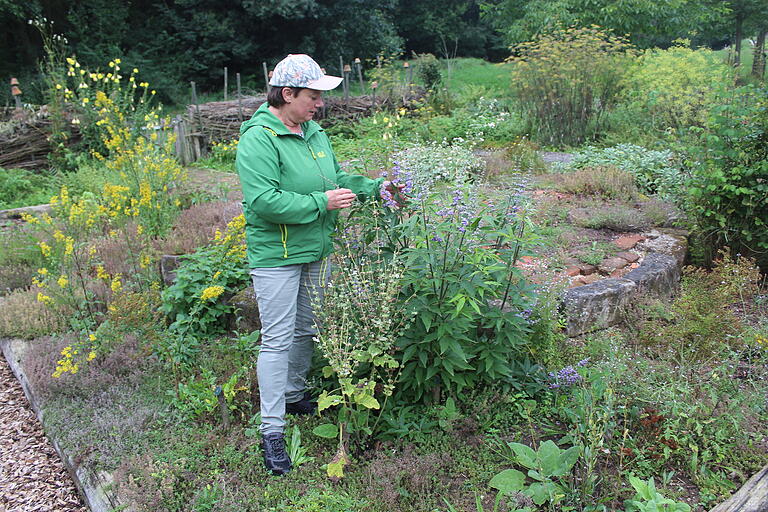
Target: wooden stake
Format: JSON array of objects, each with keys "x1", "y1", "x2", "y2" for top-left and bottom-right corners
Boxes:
[
  {"x1": 223, "y1": 66, "x2": 228, "y2": 101},
  {"x1": 237, "y1": 72, "x2": 243, "y2": 122},
  {"x1": 263, "y1": 62, "x2": 270, "y2": 92},
  {"x1": 190, "y1": 81, "x2": 202, "y2": 133},
  {"x1": 355, "y1": 58, "x2": 365, "y2": 92}
]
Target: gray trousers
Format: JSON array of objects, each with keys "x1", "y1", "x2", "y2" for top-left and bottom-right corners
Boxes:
[{"x1": 250, "y1": 260, "x2": 330, "y2": 435}]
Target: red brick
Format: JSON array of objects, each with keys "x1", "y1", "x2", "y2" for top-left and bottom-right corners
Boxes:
[
  {"x1": 566, "y1": 266, "x2": 581, "y2": 277},
  {"x1": 599, "y1": 257, "x2": 629, "y2": 274},
  {"x1": 614, "y1": 234, "x2": 646, "y2": 250},
  {"x1": 616, "y1": 251, "x2": 640, "y2": 263}
]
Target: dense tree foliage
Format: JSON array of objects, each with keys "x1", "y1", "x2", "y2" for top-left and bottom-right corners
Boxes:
[{"x1": 0, "y1": 0, "x2": 765, "y2": 104}]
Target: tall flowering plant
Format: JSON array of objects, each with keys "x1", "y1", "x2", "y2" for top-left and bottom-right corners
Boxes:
[
  {"x1": 348, "y1": 146, "x2": 541, "y2": 402},
  {"x1": 24, "y1": 52, "x2": 186, "y2": 377},
  {"x1": 312, "y1": 214, "x2": 413, "y2": 478}
]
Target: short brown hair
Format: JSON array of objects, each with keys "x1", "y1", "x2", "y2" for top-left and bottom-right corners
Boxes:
[{"x1": 267, "y1": 86, "x2": 303, "y2": 107}]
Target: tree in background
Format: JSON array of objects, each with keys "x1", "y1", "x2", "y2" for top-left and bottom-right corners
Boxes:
[{"x1": 480, "y1": 0, "x2": 729, "y2": 50}]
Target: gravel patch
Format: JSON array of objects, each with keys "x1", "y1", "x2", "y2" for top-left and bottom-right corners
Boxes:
[{"x1": 0, "y1": 355, "x2": 85, "y2": 512}]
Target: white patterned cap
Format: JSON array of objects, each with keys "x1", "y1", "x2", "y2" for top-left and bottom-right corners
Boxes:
[{"x1": 269, "y1": 54, "x2": 343, "y2": 90}]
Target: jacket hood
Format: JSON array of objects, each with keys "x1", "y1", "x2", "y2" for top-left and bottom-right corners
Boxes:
[{"x1": 239, "y1": 102, "x2": 321, "y2": 138}]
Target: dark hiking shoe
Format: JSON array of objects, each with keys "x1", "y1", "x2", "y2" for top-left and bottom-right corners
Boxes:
[
  {"x1": 285, "y1": 391, "x2": 316, "y2": 415},
  {"x1": 262, "y1": 433, "x2": 291, "y2": 475}
]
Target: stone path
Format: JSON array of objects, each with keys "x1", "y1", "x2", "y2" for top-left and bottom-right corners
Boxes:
[{"x1": 0, "y1": 354, "x2": 85, "y2": 512}]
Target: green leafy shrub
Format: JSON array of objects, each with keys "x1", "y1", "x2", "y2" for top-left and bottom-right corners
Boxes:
[
  {"x1": 0, "y1": 168, "x2": 60, "y2": 209},
  {"x1": 509, "y1": 26, "x2": 635, "y2": 146},
  {"x1": 160, "y1": 215, "x2": 249, "y2": 337},
  {"x1": 568, "y1": 144, "x2": 683, "y2": 199},
  {"x1": 686, "y1": 86, "x2": 768, "y2": 268},
  {"x1": 623, "y1": 476, "x2": 691, "y2": 512},
  {"x1": 619, "y1": 41, "x2": 735, "y2": 135},
  {"x1": 416, "y1": 53, "x2": 442, "y2": 90}
]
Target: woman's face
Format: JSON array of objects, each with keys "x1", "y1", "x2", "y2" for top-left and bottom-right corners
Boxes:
[{"x1": 285, "y1": 88, "x2": 324, "y2": 124}]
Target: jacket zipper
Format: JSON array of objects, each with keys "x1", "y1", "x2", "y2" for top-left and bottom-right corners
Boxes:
[{"x1": 304, "y1": 138, "x2": 331, "y2": 259}]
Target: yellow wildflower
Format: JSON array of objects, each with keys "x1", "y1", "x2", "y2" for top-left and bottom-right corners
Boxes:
[
  {"x1": 87, "y1": 351, "x2": 97, "y2": 361},
  {"x1": 39, "y1": 241, "x2": 51, "y2": 257},
  {"x1": 89, "y1": 334, "x2": 97, "y2": 342},
  {"x1": 38, "y1": 267, "x2": 49, "y2": 276},
  {"x1": 57, "y1": 275, "x2": 68, "y2": 288},
  {"x1": 200, "y1": 285, "x2": 225, "y2": 302}
]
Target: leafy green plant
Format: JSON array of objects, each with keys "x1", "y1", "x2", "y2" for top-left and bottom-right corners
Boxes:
[
  {"x1": 285, "y1": 425, "x2": 314, "y2": 468},
  {"x1": 685, "y1": 86, "x2": 768, "y2": 269},
  {"x1": 0, "y1": 168, "x2": 60, "y2": 210},
  {"x1": 311, "y1": 212, "x2": 412, "y2": 478},
  {"x1": 489, "y1": 440, "x2": 580, "y2": 507},
  {"x1": 160, "y1": 215, "x2": 248, "y2": 338},
  {"x1": 619, "y1": 41, "x2": 735, "y2": 135},
  {"x1": 622, "y1": 476, "x2": 690, "y2": 512},
  {"x1": 170, "y1": 367, "x2": 248, "y2": 421}
]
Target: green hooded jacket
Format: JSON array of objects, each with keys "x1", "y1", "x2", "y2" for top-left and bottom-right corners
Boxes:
[{"x1": 236, "y1": 102, "x2": 383, "y2": 268}]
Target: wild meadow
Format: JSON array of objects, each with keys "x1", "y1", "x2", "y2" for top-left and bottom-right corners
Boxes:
[{"x1": 0, "y1": 23, "x2": 767, "y2": 512}]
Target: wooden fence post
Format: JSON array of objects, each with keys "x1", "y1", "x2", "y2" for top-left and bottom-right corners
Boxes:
[
  {"x1": 354, "y1": 58, "x2": 365, "y2": 92},
  {"x1": 343, "y1": 64, "x2": 351, "y2": 105},
  {"x1": 10, "y1": 78, "x2": 22, "y2": 108},
  {"x1": 237, "y1": 72, "x2": 243, "y2": 122},
  {"x1": 263, "y1": 62, "x2": 270, "y2": 92},
  {"x1": 223, "y1": 66, "x2": 228, "y2": 101}
]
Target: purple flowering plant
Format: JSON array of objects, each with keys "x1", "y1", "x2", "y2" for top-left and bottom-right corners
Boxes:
[{"x1": 338, "y1": 144, "x2": 547, "y2": 401}]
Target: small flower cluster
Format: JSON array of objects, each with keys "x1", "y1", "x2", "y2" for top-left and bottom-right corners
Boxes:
[
  {"x1": 548, "y1": 358, "x2": 590, "y2": 389},
  {"x1": 200, "y1": 285, "x2": 225, "y2": 302}
]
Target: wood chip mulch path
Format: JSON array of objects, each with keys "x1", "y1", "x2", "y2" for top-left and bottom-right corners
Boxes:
[{"x1": 0, "y1": 355, "x2": 85, "y2": 512}]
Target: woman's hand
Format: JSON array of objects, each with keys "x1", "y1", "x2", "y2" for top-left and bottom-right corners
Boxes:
[
  {"x1": 381, "y1": 181, "x2": 408, "y2": 207},
  {"x1": 325, "y1": 188, "x2": 357, "y2": 210}
]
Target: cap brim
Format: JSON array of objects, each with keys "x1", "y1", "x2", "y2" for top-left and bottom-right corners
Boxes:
[{"x1": 306, "y1": 75, "x2": 343, "y2": 91}]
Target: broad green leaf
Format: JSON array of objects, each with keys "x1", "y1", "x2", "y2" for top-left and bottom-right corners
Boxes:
[
  {"x1": 489, "y1": 469, "x2": 526, "y2": 495},
  {"x1": 554, "y1": 446, "x2": 580, "y2": 476},
  {"x1": 538, "y1": 440, "x2": 561, "y2": 476},
  {"x1": 317, "y1": 394, "x2": 343, "y2": 412},
  {"x1": 355, "y1": 393, "x2": 380, "y2": 409},
  {"x1": 321, "y1": 366, "x2": 335, "y2": 378},
  {"x1": 509, "y1": 442, "x2": 537, "y2": 469},
  {"x1": 526, "y1": 482, "x2": 550, "y2": 506},
  {"x1": 312, "y1": 423, "x2": 339, "y2": 439}
]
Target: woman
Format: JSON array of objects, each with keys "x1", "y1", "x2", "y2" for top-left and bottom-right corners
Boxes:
[{"x1": 236, "y1": 54, "x2": 394, "y2": 475}]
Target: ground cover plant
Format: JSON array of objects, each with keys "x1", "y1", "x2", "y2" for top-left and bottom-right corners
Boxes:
[{"x1": 1, "y1": 28, "x2": 767, "y2": 512}]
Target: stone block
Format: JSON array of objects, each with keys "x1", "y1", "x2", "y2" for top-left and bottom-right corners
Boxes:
[
  {"x1": 579, "y1": 263, "x2": 598, "y2": 275},
  {"x1": 227, "y1": 285, "x2": 261, "y2": 333},
  {"x1": 566, "y1": 266, "x2": 581, "y2": 277},
  {"x1": 159, "y1": 255, "x2": 184, "y2": 286},
  {"x1": 562, "y1": 278, "x2": 637, "y2": 336},
  {"x1": 637, "y1": 229, "x2": 688, "y2": 266},
  {"x1": 623, "y1": 253, "x2": 680, "y2": 298}
]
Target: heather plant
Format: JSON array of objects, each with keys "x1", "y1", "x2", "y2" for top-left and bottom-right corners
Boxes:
[
  {"x1": 557, "y1": 165, "x2": 639, "y2": 201},
  {"x1": 567, "y1": 144, "x2": 683, "y2": 200},
  {"x1": 509, "y1": 26, "x2": 635, "y2": 146}
]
